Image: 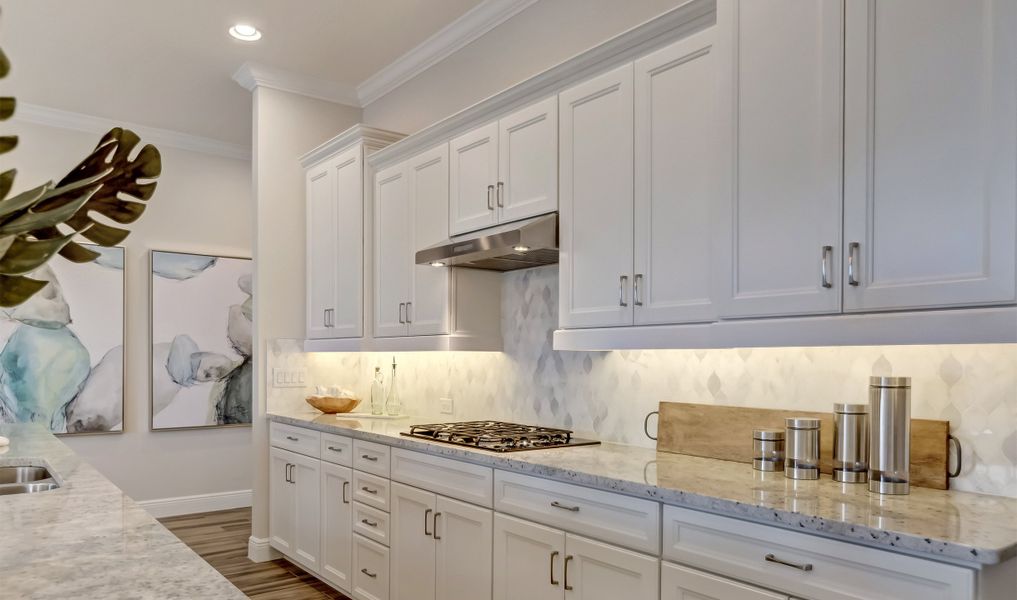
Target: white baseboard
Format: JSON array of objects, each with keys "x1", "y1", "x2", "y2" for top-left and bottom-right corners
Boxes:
[
  {"x1": 139, "y1": 489, "x2": 252, "y2": 518},
  {"x1": 248, "y1": 535, "x2": 281, "y2": 562}
]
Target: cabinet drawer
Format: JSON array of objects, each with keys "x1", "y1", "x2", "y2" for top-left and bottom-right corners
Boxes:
[
  {"x1": 321, "y1": 432, "x2": 353, "y2": 466},
  {"x1": 270, "y1": 422, "x2": 320, "y2": 458},
  {"x1": 493, "y1": 470, "x2": 659, "y2": 554},
  {"x1": 354, "y1": 440, "x2": 391, "y2": 477},
  {"x1": 353, "y1": 471, "x2": 391, "y2": 512},
  {"x1": 353, "y1": 534, "x2": 390, "y2": 600},
  {"x1": 661, "y1": 561, "x2": 786, "y2": 600},
  {"x1": 353, "y1": 502, "x2": 390, "y2": 546},
  {"x1": 662, "y1": 505, "x2": 975, "y2": 600},
  {"x1": 391, "y1": 448, "x2": 493, "y2": 507}
]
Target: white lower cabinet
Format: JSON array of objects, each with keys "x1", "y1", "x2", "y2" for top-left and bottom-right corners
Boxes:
[
  {"x1": 268, "y1": 446, "x2": 321, "y2": 572},
  {"x1": 662, "y1": 562, "x2": 787, "y2": 600},
  {"x1": 354, "y1": 534, "x2": 391, "y2": 600},
  {"x1": 492, "y1": 512, "x2": 658, "y2": 600},
  {"x1": 390, "y1": 482, "x2": 493, "y2": 600},
  {"x1": 320, "y1": 462, "x2": 354, "y2": 591}
]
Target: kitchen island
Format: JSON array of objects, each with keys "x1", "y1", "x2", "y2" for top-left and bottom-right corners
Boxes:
[{"x1": 0, "y1": 424, "x2": 246, "y2": 600}]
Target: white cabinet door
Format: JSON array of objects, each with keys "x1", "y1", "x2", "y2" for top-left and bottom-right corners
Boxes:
[
  {"x1": 563, "y1": 534, "x2": 658, "y2": 600},
  {"x1": 493, "y1": 513, "x2": 565, "y2": 600},
  {"x1": 498, "y1": 97, "x2": 558, "y2": 224},
  {"x1": 661, "y1": 562, "x2": 787, "y2": 600},
  {"x1": 269, "y1": 447, "x2": 295, "y2": 555},
  {"x1": 715, "y1": 0, "x2": 843, "y2": 318},
  {"x1": 390, "y1": 483, "x2": 437, "y2": 600},
  {"x1": 374, "y1": 162, "x2": 411, "y2": 337},
  {"x1": 331, "y1": 146, "x2": 365, "y2": 337},
  {"x1": 633, "y1": 28, "x2": 720, "y2": 325},
  {"x1": 435, "y1": 496, "x2": 492, "y2": 600},
  {"x1": 291, "y1": 451, "x2": 321, "y2": 572},
  {"x1": 843, "y1": 0, "x2": 1017, "y2": 311},
  {"x1": 321, "y1": 462, "x2": 354, "y2": 592},
  {"x1": 559, "y1": 63, "x2": 635, "y2": 329},
  {"x1": 450, "y1": 122, "x2": 499, "y2": 235},
  {"x1": 306, "y1": 163, "x2": 336, "y2": 339},
  {"x1": 409, "y1": 145, "x2": 451, "y2": 336}
]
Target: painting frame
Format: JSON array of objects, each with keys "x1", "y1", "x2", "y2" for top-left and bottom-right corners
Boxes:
[{"x1": 148, "y1": 249, "x2": 252, "y2": 432}]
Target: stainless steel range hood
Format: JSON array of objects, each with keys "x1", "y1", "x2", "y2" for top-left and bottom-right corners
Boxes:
[{"x1": 415, "y1": 213, "x2": 558, "y2": 272}]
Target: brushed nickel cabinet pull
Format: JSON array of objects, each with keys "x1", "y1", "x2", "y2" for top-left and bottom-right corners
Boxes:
[
  {"x1": 361, "y1": 568, "x2": 377, "y2": 578},
  {"x1": 497, "y1": 181, "x2": 505, "y2": 207},
  {"x1": 406, "y1": 301, "x2": 412, "y2": 323},
  {"x1": 564, "y1": 555, "x2": 574, "y2": 591},
  {"x1": 398, "y1": 302, "x2": 406, "y2": 324},
  {"x1": 619, "y1": 275, "x2": 629, "y2": 307},
  {"x1": 487, "y1": 184, "x2": 495, "y2": 210},
  {"x1": 634, "y1": 274, "x2": 644, "y2": 306},
  {"x1": 821, "y1": 246, "x2": 833, "y2": 288},
  {"x1": 765, "y1": 553, "x2": 813, "y2": 572},
  {"x1": 342, "y1": 481, "x2": 350, "y2": 504},
  {"x1": 361, "y1": 454, "x2": 379, "y2": 461},
  {"x1": 285, "y1": 436, "x2": 299, "y2": 442},
  {"x1": 424, "y1": 508, "x2": 433, "y2": 536},
  {"x1": 551, "y1": 501, "x2": 580, "y2": 512},
  {"x1": 848, "y1": 242, "x2": 860, "y2": 286},
  {"x1": 361, "y1": 518, "x2": 378, "y2": 528},
  {"x1": 433, "y1": 512, "x2": 442, "y2": 540},
  {"x1": 361, "y1": 486, "x2": 378, "y2": 494},
  {"x1": 550, "y1": 551, "x2": 560, "y2": 586},
  {"x1": 327, "y1": 445, "x2": 342, "y2": 453}
]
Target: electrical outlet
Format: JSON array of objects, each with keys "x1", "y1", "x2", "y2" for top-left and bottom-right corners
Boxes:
[
  {"x1": 439, "y1": 397, "x2": 454, "y2": 415},
  {"x1": 272, "y1": 367, "x2": 307, "y2": 388}
]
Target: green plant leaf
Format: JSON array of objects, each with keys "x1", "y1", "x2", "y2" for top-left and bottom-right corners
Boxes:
[
  {"x1": 0, "y1": 136, "x2": 16, "y2": 154},
  {"x1": 0, "y1": 181, "x2": 50, "y2": 219},
  {"x1": 0, "y1": 169, "x2": 14, "y2": 199},
  {"x1": 0, "y1": 185, "x2": 95, "y2": 237},
  {"x1": 0, "y1": 274, "x2": 49, "y2": 308},
  {"x1": 0, "y1": 97, "x2": 13, "y2": 120},
  {"x1": 0, "y1": 232, "x2": 74, "y2": 275}
]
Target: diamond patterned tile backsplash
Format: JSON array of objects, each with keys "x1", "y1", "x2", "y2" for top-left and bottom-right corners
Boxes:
[{"x1": 269, "y1": 266, "x2": 1017, "y2": 497}]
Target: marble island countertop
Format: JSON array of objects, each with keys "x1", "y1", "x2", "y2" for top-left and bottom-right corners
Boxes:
[
  {"x1": 0, "y1": 424, "x2": 246, "y2": 600},
  {"x1": 269, "y1": 409, "x2": 1017, "y2": 566}
]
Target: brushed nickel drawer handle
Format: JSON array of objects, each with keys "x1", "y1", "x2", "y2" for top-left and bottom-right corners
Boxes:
[
  {"x1": 361, "y1": 454, "x2": 379, "y2": 461},
  {"x1": 551, "y1": 501, "x2": 579, "y2": 512},
  {"x1": 821, "y1": 245, "x2": 833, "y2": 288},
  {"x1": 497, "y1": 181, "x2": 504, "y2": 207},
  {"x1": 361, "y1": 486, "x2": 378, "y2": 494},
  {"x1": 361, "y1": 518, "x2": 378, "y2": 528},
  {"x1": 765, "y1": 553, "x2": 813, "y2": 572},
  {"x1": 847, "y1": 241, "x2": 860, "y2": 286},
  {"x1": 424, "y1": 508, "x2": 433, "y2": 536},
  {"x1": 327, "y1": 445, "x2": 343, "y2": 452},
  {"x1": 433, "y1": 512, "x2": 442, "y2": 540},
  {"x1": 361, "y1": 568, "x2": 377, "y2": 578},
  {"x1": 550, "y1": 551, "x2": 560, "y2": 586},
  {"x1": 285, "y1": 436, "x2": 299, "y2": 442},
  {"x1": 342, "y1": 481, "x2": 350, "y2": 504},
  {"x1": 487, "y1": 184, "x2": 495, "y2": 210},
  {"x1": 564, "y1": 555, "x2": 574, "y2": 591}
]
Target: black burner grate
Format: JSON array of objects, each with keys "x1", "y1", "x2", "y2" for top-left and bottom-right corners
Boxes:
[{"x1": 401, "y1": 421, "x2": 599, "y2": 452}]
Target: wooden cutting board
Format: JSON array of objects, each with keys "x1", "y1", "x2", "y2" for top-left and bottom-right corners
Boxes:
[{"x1": 656, "y1": 401, "x2": 951, "y2": 490}]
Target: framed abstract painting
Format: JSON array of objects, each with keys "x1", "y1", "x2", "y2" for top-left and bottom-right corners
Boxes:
[
  {"x1": 150, "y1": 250, "x2": 252, "y2": 431},
  {"x1": 0, "y1": 245, "x2": 125, "y2": 435}
]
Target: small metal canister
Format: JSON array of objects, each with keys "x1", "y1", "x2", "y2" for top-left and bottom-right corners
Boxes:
[
  {"x1": 833, "y1": 403, "x2": 869, "y2": 483},
  {"x1": 752, "y1": 428, "x2": 785, "y2": 472},
  {"x1": 785, "y1": 417, "x2": 820, "y2": 480},
  {"x1": 869, "y1": 376, "x2": 911, "y2": 495}
]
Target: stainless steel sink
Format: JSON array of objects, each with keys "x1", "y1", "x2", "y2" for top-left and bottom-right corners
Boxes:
[{"x1": 0, "y1": 465, "x2": 60, "y2": 495}]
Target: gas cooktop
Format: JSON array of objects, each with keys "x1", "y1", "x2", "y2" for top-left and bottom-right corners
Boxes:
[{"x1": 401, "y1": 421, "x2": 600, "y2": 453}]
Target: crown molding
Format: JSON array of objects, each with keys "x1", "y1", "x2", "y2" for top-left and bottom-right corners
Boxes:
[
  {"x1": 299, "y1": 124, "x2": 405, "y2": 168},
  {"x1": 233, "y1": 61, "x2": 361, "y2": 107},
  {"x1": 11, "y1": 103, "x2": 251, "y2": 160},
  {"x1": 356, "y1": 0, "x2": 540, "y2": 106}
]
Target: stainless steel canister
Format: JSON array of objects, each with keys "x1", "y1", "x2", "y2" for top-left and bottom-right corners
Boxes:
[
  {"x1": 784, "y1": 417, "x2": 820, "y2": 480},
  {"x1": 752, "y1": 428, "x2": 785, "y2": 472},
  {"x1": 868, "y1": 376, "x2": 911, "y2": 495},
  {"x1": 833, "y1": 403, "x2": 869, "y2": 483}
]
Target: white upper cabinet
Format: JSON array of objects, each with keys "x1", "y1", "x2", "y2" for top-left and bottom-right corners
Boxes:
[
  {"x1": 842, "y1": 0, "x2": 1017, "y2": 311},
  {"x1": 409, "y1": 145, "x2": 452, "y2": 336},
  {"x1": 714, "y1": 0, "x2": 844, "y2": 319},
  {"x1": 559, "y1": 63, "x2": 635, "y2": 329},
  {"x1": 374, "y1": 162, "x2": 413, "y2": 338},
  {"x1": 633, "y1": 27, "x2": 721, "y2": 326},
  {"x1": 330, "y1": 148, "x2": 366, "y2": 338},
  {"x1": 450, "y1": 98, "x2": 558, "y2": 236},
  {"x1": 306, "y1": 162, "x2": 337, "y2": 339}
]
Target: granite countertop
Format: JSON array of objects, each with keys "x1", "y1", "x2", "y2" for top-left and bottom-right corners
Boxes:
[
  {"x1": 0, "y1": 424, "x2": 246, "y2": 600},
  {"x1": 269, "y1": 409, "x2": 1017, "y2": 566}
]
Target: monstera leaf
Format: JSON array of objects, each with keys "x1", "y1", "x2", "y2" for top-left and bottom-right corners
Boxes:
[{"x1": 0, "y1": 43, "x2": 162, "y2": 307}]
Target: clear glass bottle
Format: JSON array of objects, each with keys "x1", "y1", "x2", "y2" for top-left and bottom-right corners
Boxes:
[
  {"x1": 386, "y1": 357, "x2": 402, "y2": 416},
  {"x1": 370, "y1": 367, "x2": 385, "y2": 416}
]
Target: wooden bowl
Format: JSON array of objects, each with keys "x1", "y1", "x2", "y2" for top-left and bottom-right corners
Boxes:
[{"x1": 306, "y1": 395, "x2": 361, "y2": 414}]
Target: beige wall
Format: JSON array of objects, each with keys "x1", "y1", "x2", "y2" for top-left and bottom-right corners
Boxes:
[
  {"x1": 7, "y1": 120, "x2": 253, "y2": 501},
  {"x1": 250, "y1": 87, "x2": 362, "y2": 541},
  {"x1": 363, "y1": 0, "x2": 688, "y2": 134}
]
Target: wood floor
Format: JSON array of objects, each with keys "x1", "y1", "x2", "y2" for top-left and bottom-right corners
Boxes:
[{"x1": 159, "y1": 508, "x2": 350, "y2": 600}]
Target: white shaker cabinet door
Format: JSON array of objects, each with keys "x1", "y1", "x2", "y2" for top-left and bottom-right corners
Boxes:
[
  {"x1": 498, "y1": 96, "x2": 558, "y2": 224},
  {"x1": 390, "y1": 483, "x2": 437, "y2": 600},
  {"x1": 409, "y1": 144, "x2": 451, "y2": 336},
  {"x1": 563, "y1": 534, "x2": 658, "y2": 600},
  {"x1": 330, "y1": 146, "x2": 365, "y2": 338},
  {"x1": 374, "y1": 162, "x2": 411, "y2": 338},
  {"x1": 493, "y1": 513, "x2": 565, "y2": 600},
  {"x1": 269, "y1": 447, "x2": 296, "y2": 556},
  {"x1": 842, "y1": 0, "x2": 1017, "y2": 311},
  {"x1": 305, "y1": 162, "x2": 336, "y2": 339},
  {"x1": 435, "y1": 496, "x2": 492, "y2": 600},
  {"x1": 320, "y1": 462, "x2": 354, "y2": 592},
  {"x1": 559, "y1": 62, "x2": 635, "y2": 329},
  {"x1": 450, "y1": 122, "x2": 499, "y2": 235},
  {"x1": 661, "y1": 562, "x2": 787, "y2": 600},
  {"x1": 290, "y1": 451, "x2": 322, "y2": 572},
  {"x1": 633, "y1": 27, "x2": 721, "y2": 326},
  {"x1": 714, "y1": 0, "x2": 844, "y2": 318}
]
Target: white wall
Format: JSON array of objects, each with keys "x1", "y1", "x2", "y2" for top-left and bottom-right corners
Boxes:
[
  {"x1": 6, "y1": 119, "x2": 253, "y2": 502},
  {"x1": 363, "y1": 0, "x2": 688, "y2": 134},
  {"x1": 250, "y1": 87, "x2": 361, "y2": 542}
]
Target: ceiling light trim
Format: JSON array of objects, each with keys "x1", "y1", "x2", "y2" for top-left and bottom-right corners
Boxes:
[
  {"x1": 11, "y1": 103, "x2": 251, "y2": 160},
  {"x1": 233, "y1": 62, "x2": 360, "y2": 107},
  {"x1": 356, "y1": 0, "x2": 540, "y2": 107}
]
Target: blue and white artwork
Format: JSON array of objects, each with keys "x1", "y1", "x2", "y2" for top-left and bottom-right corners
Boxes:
[
  {"x1": 150, "y1": 250, "x2": 252, "y2": 430},
  {"x1": 0, "y1": 245, "x2": 125, "y2": 434}
]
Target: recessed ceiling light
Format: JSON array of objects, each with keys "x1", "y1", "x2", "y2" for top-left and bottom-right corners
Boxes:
[
  {"x1": 430, "y1": 261, "x2": 446, "y2": 267},
  {"x1": 513, "y1": 245, "x2": 530, "y2": 253},
  {"x1": 229, "y1": 24, "x2": 262, "y2": 42}
]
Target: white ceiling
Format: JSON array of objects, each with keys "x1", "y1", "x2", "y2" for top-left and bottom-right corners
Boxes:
[{"x1": 1, "y1": 0, "x2": 484, "y2": 146}]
